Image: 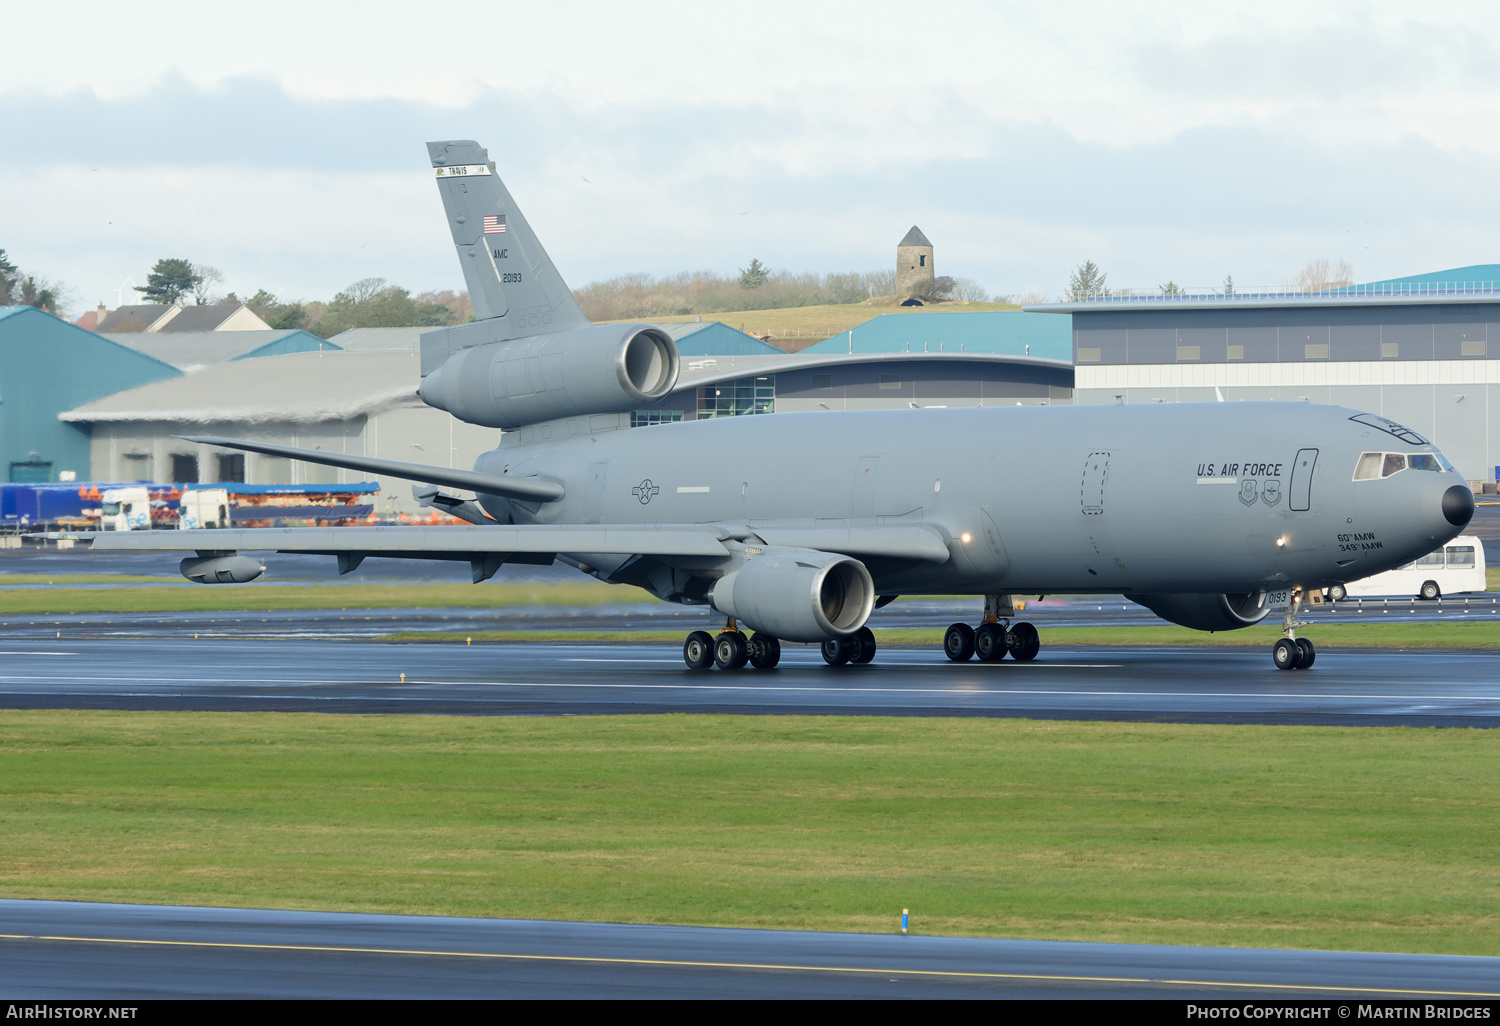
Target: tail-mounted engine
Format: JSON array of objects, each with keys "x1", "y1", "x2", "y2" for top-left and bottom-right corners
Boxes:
[
  {"x1": 709, "y1": 548, "x2": 876, "y2": 643},
  {"x1": 418, "y1": 322, "x2": 680, "y2": 429},
  {"x1": 1130, "y1": 592, "x2": 1274, "y2": 632}
]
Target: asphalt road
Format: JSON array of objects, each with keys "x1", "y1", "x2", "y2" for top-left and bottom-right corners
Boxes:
[
  {"x1": 0, "y1": 636, "x2": 1496, "y2": 726},
  {"x1": 2, "y1": 899, "x2": 1496, "y2": 999}
]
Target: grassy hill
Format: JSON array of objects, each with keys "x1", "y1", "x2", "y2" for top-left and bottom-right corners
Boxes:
[{"x1": 606, "y1": 299, "x2": 1021, "y2": 352}]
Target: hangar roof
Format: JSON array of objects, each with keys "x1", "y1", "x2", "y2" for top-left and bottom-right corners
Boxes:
[
  {"x1": 1029, "y1": 271, "x2": 1500, "y2": 313},
  {"x1": 96, "y1": 303, "x2": 270, "y2": 333},
  {"x1": 326, "y1": 326, "x2": 427, "y2": 352},
  {"x1": 61, "y1": 350, "x2": 422, "y2": 424},
  {"x1": 655, "y1": 320, "x2": 783, "y2": 356},
  {"x1": 98, "y1": 329, "x2": 339, "y2": 371},
  {"x1": 800, "y1": 311, "x2": 1072, "y2": 361}
]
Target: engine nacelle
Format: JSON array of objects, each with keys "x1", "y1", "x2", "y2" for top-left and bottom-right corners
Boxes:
[
  {"x1": 1130, "y1": 592, "x2": 1274, "y2": 632},
  {"x1": 709, "y1": 548, "x2": 876, "y2": 643},
  {"x1": 180, "y1": 554, "x2": 266, "y2": 584},
  {"x1": 417, "y1": 322, "x2": 679, "y2": 429}
]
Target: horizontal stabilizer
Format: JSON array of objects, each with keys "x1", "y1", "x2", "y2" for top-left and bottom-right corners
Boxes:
[{"x1": 177, "y1": 435, "x2": 564, "y2": 504}]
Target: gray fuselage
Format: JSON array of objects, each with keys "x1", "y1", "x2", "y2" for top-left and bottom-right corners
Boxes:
[{"x1": 473, "y1": 401, "x2": 1467, "y2": 598}]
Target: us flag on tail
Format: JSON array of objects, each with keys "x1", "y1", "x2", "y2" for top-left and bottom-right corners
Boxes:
[{"x1": 483, "y1": 214, "x2": 506, "y2": 234}]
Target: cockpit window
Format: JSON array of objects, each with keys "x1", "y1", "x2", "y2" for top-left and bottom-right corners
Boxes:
[
  {"x1": 1354, "y1": 450, "x2": 1454, "y2": 480},
  {"x1": 1349, "y1": 412, "x2": 1428, "y2": 445}
]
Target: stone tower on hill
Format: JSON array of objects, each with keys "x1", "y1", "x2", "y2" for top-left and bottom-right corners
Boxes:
[{"x1": 896, "y1": 226, "x2": 934, "y2": 296}]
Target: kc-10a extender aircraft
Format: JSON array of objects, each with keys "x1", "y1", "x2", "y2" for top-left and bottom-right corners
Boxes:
[{"x1": 91, "y1": 139, "x2": 1476, "y2": 672}]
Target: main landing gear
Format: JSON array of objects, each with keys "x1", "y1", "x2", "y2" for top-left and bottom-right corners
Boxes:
[
  {"x1": 1272, "y1": 587, "x2": 1317, "y2": 671},
  {"x1": 683, "y1": 620, "x2": 782, "y2": 671},
  {"x1": 944, "y1": 594, "x2": 1041, "y2": 663},
  {"x1": 821, "y1": 626, "x2": 877, "y2": 666}
]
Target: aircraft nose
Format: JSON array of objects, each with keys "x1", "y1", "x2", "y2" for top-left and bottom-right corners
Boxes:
[{"x1": 1442, "y1": 484, "x2": 1475, "y2": 528}]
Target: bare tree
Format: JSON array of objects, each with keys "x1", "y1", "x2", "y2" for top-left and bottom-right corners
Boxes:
[
  {"x1": 1290, "y1": 258, "x2": 1354, "y2": 293},
  {"x1": 951, "y1": 277, "x2": 991, "y2": 302},
  {"x1": 910, "y1": 275, "x2": 956, "y2": 303},
  {"x1": 1016, "y1": 289, "x2": 1049, "y2": 305},
  {"x1": 191, "y1": 264, "x2": 225, "y2": 305}
]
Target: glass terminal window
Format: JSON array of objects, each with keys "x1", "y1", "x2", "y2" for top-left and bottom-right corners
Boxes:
[
  {"x1": 696, "y1": 376, "x2": 774, "y2": 418},
  {"x1": 630, "y1": 410, "x2": 684, "y2": 428}
]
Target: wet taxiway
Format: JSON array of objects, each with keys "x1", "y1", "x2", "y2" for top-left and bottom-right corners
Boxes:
[
  {"x1": 0, "y1": 636, "x2": 1494, "y2": 726},
  {"x1": 3, "y1": 899, "x2": 1496, "y2": 1000}
]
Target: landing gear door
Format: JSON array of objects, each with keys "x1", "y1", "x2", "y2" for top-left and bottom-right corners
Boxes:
[{"x1": 1289, "y1": 449, "x2": 1318, "y2": 512}]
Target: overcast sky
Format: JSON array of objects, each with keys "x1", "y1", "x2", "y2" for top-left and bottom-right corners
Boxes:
[{"x1": 3, "y1": 1, "x2": 1498, "y2": 314}]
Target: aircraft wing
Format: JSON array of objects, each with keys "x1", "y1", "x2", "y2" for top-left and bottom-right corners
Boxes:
[
  {"x1": 88, "y1": 525, "x2": 731, "y2": 557},
  {"x1": 86, "y1": 522, "x2": 952, "y2": 564}
]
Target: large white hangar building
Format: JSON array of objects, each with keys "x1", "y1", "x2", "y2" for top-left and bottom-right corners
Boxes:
[{"x1": 1035, "y1": 273, "x2": 1500, "y2": 483}]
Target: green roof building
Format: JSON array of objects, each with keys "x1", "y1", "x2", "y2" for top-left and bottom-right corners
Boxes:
[{"x1": 0, "y1": 306, "x2": 181, "y2": 482}]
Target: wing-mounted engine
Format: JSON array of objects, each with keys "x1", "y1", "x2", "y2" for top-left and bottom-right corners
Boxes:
[
  {"x1": 418, "y1": 321, "x2": 679, "y2": 429},
  {"x1": 1130, "y1": 592, "x2": 1274, "y2": 632},
  {"x1": 709, "y1": 548, "x2": 876, "y2": 643}
]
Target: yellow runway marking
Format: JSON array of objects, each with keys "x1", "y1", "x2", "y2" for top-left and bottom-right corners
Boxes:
[{"x1": 1, "y1": 933, "x2": 1498, "y2": 997}]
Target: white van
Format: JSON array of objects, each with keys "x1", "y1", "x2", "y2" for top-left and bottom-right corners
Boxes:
[{"x1": 1328, "y1": 535, "x2": 1487, "y2": 601}]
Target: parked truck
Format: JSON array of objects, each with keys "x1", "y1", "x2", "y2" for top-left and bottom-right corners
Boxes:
[
  {"x1": 99, "y1": 487, "x2": 153, "y2": 531},
  {"x1": 177, "y1": 488, "x2": 230, "y2": 529}
]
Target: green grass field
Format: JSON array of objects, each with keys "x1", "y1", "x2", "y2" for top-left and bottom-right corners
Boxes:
[{"x1": 1, "y1": 712, "x2": 1496, "y2": 954}]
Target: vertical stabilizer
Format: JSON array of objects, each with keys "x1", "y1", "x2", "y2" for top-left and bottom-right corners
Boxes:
[{"x1": 427, "y1": 140, "x2": 590, "y2": 341}]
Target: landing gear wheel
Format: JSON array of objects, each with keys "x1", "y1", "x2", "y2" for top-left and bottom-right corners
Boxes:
[
  {"x1": 1008, "y1": 621, "x2": 1040, "y2": 662},
  {"x1": 747, "y1": 634, "x2": 781, "y2": 670},
  {"x1": 1273, "y1": 637, "x2": 1300, "y2": 671},
  {"x1": 944, "y1": 623, "x2": 976, "y2": 662},
  {"x1": 683, "y1": 631, "x2": 715, "y2": 670},
  {"x1": 821, "y1": 637, "x2": 852, "y2": 666},
  {"x1": 1296, "y1": 637, "x2": 1316, "y2": 669},
  {"x1": 1329, "y1": 584, "x2": 1347, "y2": 602},
  {"x1": 714, "y1": 631, "x2": 749, "y2": 670},
  {"x1": 974, "y1": 622, "x2": 1009, "y2": 663},
  {"x1": 850, "y1": 626, "x2": 877, "y2": 664},
  {"x1": 1420, "y1": 581, "x2": 1440, "y2": 600}
]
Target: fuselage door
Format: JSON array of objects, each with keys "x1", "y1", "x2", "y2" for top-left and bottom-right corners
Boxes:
[
  {"x1": 1289, "y1": 449, "x2": 1318, "y2": 511},
  {"x1": 1080, "y1": 452, "x2": 1110, "y2": 515}
]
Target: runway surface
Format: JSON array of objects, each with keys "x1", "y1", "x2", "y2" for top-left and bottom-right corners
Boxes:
[
  {"x1": 2, "y1": 899, "x2": 1496, "y2": 999},
  {"x1": 0, "y1": 636, "x2": 1495, "y2": 726}
]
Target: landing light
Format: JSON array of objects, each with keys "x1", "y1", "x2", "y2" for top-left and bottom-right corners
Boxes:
[
  {"x1": 961, "y1": 532, "x2": 972, "y2": 544},
  {"x1": 1276, "y1": 537, "x2": 1286, "y2": 547}
]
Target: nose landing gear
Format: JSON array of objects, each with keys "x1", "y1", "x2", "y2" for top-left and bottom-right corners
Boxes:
[
  {"x1": 944, "y1": 594, "x2": 1041, "y2": 663},
  {"x1": 1273, "y1": 588, "x2": 1317, "y2": 670}
]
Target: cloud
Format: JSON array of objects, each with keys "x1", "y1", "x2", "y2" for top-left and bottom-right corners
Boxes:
[{"x1": 2, "y1": 51, "x2": 1497, "y2": 312}]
